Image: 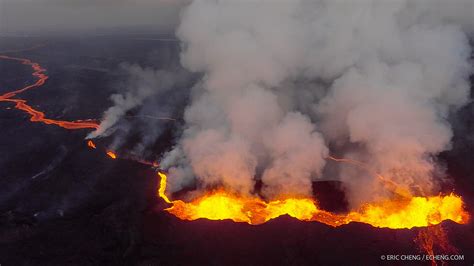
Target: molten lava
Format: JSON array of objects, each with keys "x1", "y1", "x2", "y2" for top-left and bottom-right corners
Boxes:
[
  {"x1": 106, "y1": 151, "x2": 117, "y2": 159},
  {"x1": 158, "y1": 172, "x2": 172, "y2": 203},
  {"x1": 157, "y1": 172, "x2": 469, "y2": 229},
  {"x1": 346, "y1": 195, "x2": 469, "y2": 229},
  {"x1": 416, "y1": 225, "x2": 457, "y2": 266},
  {"x1": 87, "y1": 140, "x2": 97, "y2": 149},
  {"x1": 0, "y1": 55, "x2": 99, "y2": 130}
]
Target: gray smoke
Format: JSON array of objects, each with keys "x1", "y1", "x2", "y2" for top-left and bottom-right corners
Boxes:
[
  {"x1": 160, "y1": 0, "x2": 473, "y2": 205},
  {"x1": 88, "y1": 64, "x2": 177, "y2": 139},
  {"x1": 87, "y1": 61, "x2": 194, "y2": 161}
]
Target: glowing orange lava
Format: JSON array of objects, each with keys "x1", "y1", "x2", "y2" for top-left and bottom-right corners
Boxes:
[
  {"x1": 0, "y1": 55, "x2": 99, "y2": 130},
  {"x1": 157, "y1": 172, "x2": 469, "y2": 229},
  {"x1": 87, "y1": 140, "x2": 97, "y2": 149},
  {"x1": 107, "y1": 151, "x2": 117, "y2": 159},
  {"x1": 416, "y1": 225, "x2": 457, "y2": 266}
]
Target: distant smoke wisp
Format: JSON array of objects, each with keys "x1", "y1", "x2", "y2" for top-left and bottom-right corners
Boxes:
[
  {"x1": 160, "y1": 0, "x2": 473, "y2": 205},
  {"x1": 88, "y1": 64, "x2": 177, "y2": 139}
]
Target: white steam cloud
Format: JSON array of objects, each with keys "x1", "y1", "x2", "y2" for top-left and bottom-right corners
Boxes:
[{"x1": 160, "y1": 0, "x2": 473, "y2": 205}]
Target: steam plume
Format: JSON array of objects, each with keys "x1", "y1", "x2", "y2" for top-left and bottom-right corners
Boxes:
[
  {"x1": 88, "y1": 64, "x2": 178, "y2": 139},
  {"x1": 162, "y1": 0, "x2": 473, "y2": 205}
]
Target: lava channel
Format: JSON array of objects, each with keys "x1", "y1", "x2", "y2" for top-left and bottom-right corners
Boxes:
[{"x1": 0, "y1": 55, "x2": 99, "y2": 130}]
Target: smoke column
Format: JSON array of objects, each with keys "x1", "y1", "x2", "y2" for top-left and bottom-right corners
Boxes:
[
  {"x1": 88, "y1": 64, "x2": 179, "y2": 139},
  {"x1": 87, "y1": 60, "x2": 196, "y2": 160},
  {"x1": 159, "y1": 0, "x2": 472, "y2": 205}
]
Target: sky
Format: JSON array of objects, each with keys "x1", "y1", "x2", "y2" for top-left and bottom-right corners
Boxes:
[
  {"x1": 0, "y1": 0, "x2": 189, "y2": 34},
  {"x1": 1, "y1": 0, "x2": 472, "y2": 35}
]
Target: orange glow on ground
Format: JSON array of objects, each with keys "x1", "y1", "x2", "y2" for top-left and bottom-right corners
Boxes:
[{"x1": 157, "y1": 172, "x2": 469, "y2": 229}]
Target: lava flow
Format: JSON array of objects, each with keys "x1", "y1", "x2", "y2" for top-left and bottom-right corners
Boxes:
[
  {"x1": 157, "y1": 172, "x2": 469, "y2": 229},
  {"x1": 106, "y1": 151, "x2": 117, "y2": 159},
  {"x1": 0, "y1": 55, "x2": 99, "y2": 130},
  {"x1": 87, "y1": 140, "x2": 97, "y2": 149},
  {"x1": 416, "y1": 225, "x2": 458, "y2": 266}
]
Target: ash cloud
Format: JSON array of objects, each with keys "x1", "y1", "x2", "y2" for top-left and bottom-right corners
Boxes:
[{"x1": 160, "y1": 0, "x2": 473, "y2": 205}]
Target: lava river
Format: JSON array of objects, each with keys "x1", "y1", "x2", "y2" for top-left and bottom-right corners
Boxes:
[{"x1": 0, "y1": 55, "x2": 99, "y2": 130}]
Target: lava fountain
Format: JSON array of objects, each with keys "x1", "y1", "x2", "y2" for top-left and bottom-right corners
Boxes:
[{"x1": 157, "y1": 172, "x2": 469, "y2": 229}]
